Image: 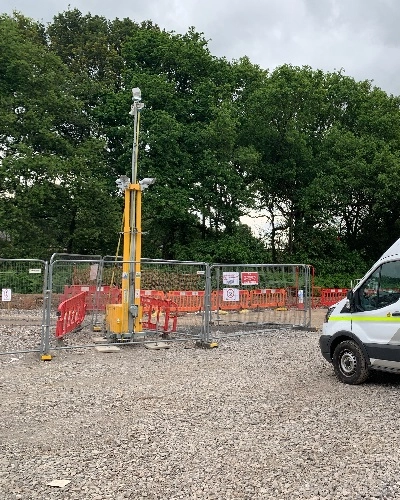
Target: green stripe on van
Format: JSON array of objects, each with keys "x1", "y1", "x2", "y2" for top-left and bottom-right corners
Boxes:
[{"x1": 329, "y1": 315, "x2": 400, "y2": 322}]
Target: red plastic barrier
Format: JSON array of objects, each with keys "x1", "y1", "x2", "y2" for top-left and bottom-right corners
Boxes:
[
  {"x1": 320, "y1": 288, "x2": 349, "y2": 308},
  {"x1": 249, "y1": 288, "x2": 287, "y2": 309},
  {"x1": 141, "y1": 297, "x2": 178, "y2": 333},
  {"x1": 56, "y1": 291, "x2": 88, "y2": 338},
  {"x1": 166, "y1": 291, "x2": 205, "y2": 312},
  {"x1": 61, "y1": 285, "x2": 121, "y2": 311}
]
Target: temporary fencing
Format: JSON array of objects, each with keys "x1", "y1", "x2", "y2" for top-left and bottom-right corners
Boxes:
[
  {"x1": 55, "y1": 286, "x2": 298, "y2": 314},
  {"x1": 0, "y1": 258, "x2": 48, "y2": 314},
  {"x1": 0, "y1": 255, "x2": 319, "y2": 359},
  {"x1": 96, "y1": 257, "x2": 209, "y2": 342},
  {"x1": 0, "y1": 258, "x2": 48, "y2": 358},
  {"x1": 205, "y1": 264, "x2": 312, "y2": 343},
  {"x1": 140, "y1": 258, "x2": 208, "y2": 340},
  {"x1": 43, "y1": 254, "x2": 104, "y2": 353}
]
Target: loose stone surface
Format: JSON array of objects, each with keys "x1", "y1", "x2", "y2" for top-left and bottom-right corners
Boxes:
[{"x1": 1, "y1": 321, "x2": 400, "y2": 499}]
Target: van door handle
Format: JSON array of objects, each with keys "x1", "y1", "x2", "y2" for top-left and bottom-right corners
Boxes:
[{"x1": 392, "y1": 312, "x2": 400, "y2": 316}]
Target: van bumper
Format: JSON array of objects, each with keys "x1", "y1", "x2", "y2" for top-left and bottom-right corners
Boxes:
[{"x1": 319, "y1": 334, "x2": 332, "y2": 363}]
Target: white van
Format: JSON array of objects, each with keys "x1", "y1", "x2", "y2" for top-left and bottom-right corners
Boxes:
[{"x1": 320, "y1": 237, "x2": 400, "y2": 384}]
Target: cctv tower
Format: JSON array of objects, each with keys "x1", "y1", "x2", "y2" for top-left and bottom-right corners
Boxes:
[{"x1": 106, "y1": 88, "x2": 154, "y2": 339}]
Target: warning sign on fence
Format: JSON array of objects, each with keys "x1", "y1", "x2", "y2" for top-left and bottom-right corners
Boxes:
[
  {"x1": 90, "y1": 264, "x2": 98, "y2": 280},
  {"x1": 2, "y1": 288, "x2": 12, "y2": 302},
  {"x1": 29, "y1": 268, "x2": 42, "y2": 274},
  {"x1": 241, "y1": 272, "x2": 259, "y2": 285},
  {"x1": 223, "y1": 272, "x2": 239, "y2": 285},
  {"x1": 223, "y1": 288, "x2": 239, "y2": 301}
]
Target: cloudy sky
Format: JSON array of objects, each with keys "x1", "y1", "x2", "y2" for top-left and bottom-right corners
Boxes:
[{"x1": 2, "y1": 0, "x2": 400, "y2": 96}]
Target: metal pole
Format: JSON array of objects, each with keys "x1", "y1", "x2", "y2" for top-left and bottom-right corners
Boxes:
[
  {"x1": 128, "y1": 90, "x2": 144, "y2": 334},
  {"x1": 204, "y1": 264, "x2": 212, "y2": 343},
  {"x1": 118, "y1": 185, "x2": 130, "y2": 333},
  {"x1": 40, "y1": 261, "x2": 52, "y2": 360},
  {"x1": 132, "y1": 102, "x2": 138, "y2": 184}
]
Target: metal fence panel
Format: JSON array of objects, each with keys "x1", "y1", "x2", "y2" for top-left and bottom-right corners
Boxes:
[
  {"x1": 99, "y1": 257, "x2": 209, "y2": 343},
  {"x1": 208, "y1": 264, "x2": 312, "y2": 341},
  {"x1": 0, "y1": 259, "x2": 48, "y2": 358},
  {"x1": 1, "y1": 255, "x2": 314, "y2": 358},
  {"x1": 46, "y1": 256, "x2": 103, "y2": 351},
  {"x1": 44, "y1": 257, "x2": 209, "y2": 351}
]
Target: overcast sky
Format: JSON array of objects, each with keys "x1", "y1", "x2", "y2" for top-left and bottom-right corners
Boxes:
[{"x1": 2, "y1": 0, "x2": 400, "y2": 96}]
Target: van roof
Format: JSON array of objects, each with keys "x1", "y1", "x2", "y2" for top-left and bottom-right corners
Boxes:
[
  {"x1": 379, "y1": 237, "x2": 400, "y2": 261},
  {"x1": 353, "y1": 237, "x2": 400, "y2": 291}
]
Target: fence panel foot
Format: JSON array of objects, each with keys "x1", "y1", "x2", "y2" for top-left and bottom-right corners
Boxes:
[{"x1": 195, "y1": 340, "x2": 219, "y2": 349}]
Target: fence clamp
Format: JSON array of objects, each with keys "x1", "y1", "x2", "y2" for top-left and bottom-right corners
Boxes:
[{"x1": 129, "y1": 305, "x2": 139, "y2": 317}]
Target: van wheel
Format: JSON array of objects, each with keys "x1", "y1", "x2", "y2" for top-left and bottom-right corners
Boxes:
[{"x1": 332, "y1": 340, "x2": 369, "y2": 385}]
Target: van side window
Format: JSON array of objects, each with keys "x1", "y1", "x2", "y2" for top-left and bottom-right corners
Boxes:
[{"x1": 356, "y1": 261, "x2": 400, "y2": 311}]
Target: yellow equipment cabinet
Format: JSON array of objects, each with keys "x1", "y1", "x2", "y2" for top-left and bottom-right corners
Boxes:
[{"x1": 105, "y1": 304, "x2": 124, "y2": 336}]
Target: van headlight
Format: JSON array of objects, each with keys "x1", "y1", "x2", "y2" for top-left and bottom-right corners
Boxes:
[{"x1": 325, "y1": 306, "x2": 334, "y2": 323}]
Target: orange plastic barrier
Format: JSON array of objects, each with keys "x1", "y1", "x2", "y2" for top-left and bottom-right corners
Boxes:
[
  {"x1": 56, "y1": 291, "x2": 88, "y2": 338},
  {"x1": 140, "y1": 290, "x2": 165, "y2": 299},
  {"x1": 211, "y1": 290, "x2": 250, "y2": 311},
  {"x1": 311, "y1": 287, "x2": 323, "y2": 308},
  {"x1": 320, "y1": 288, "x2": 349, "y2": 308},
  {"x1": 249, "y1": 288, "x2": 287, "y2": 309},
  {"x1": 61, "y1": 285, "x2": 121, "y2": 311},
  {"x1": 166, "y1": 291, "x2": 205, "y2": 313},
  {"x1": 60, "y1": 285, "x2": 342, "y2": 314},
  {"x1": 141, "y1": 297, "x2": 178, "y2": 333}
]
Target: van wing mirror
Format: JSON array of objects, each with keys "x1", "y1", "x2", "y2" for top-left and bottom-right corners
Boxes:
[{"x1": 346, "y1": 289, "x2": 354, "y2": 311}]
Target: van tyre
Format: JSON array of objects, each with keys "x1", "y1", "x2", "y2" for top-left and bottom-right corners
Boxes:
[{"x1": 332, "y1": 340, "x2": 369, "y2": 385}]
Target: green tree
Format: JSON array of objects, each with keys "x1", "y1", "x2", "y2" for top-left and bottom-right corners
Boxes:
[{"x1": 0, "y1": 13, "x2": 120, "y2": 258}]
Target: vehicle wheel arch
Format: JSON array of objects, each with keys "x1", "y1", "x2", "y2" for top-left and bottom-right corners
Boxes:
[{"x1": 329, "y1": 330, "x2": 371, "y2": 366}]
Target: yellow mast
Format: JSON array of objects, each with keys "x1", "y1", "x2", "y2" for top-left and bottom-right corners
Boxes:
[{"x1": 106, "y1": 88, "x2": 154, "y2": 339}]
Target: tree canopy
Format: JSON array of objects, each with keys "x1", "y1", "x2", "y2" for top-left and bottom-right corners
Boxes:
[{"x1": 1, "y1": 9, "x2": 400, "y2": 286}]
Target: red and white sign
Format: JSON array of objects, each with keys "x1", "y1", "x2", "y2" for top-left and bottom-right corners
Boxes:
[{"x1": 241, "y1": 272, "x2": 259, "y2": 285}]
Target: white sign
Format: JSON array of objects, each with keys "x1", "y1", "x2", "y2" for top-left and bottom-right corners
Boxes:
[
  {"x1": 29, "y1": 268, "x2": 42, "y2": 274},
  {"x1": 89, "y1": 264, "x2": 98, "y2": 280},
  {"x1": 223, "y1": 288, "x2": 239, "y2": 301},
  {"x1": 223, "y1": 272, "x2": 239, "y2": 286},
  {"x1": 2, "y1": 288, "x2": 12, "y2": 302}
]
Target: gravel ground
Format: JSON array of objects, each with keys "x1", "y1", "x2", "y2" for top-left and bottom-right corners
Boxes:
[{"x1": 2, "y1": 321, "x2": 400, "y2": 499}]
